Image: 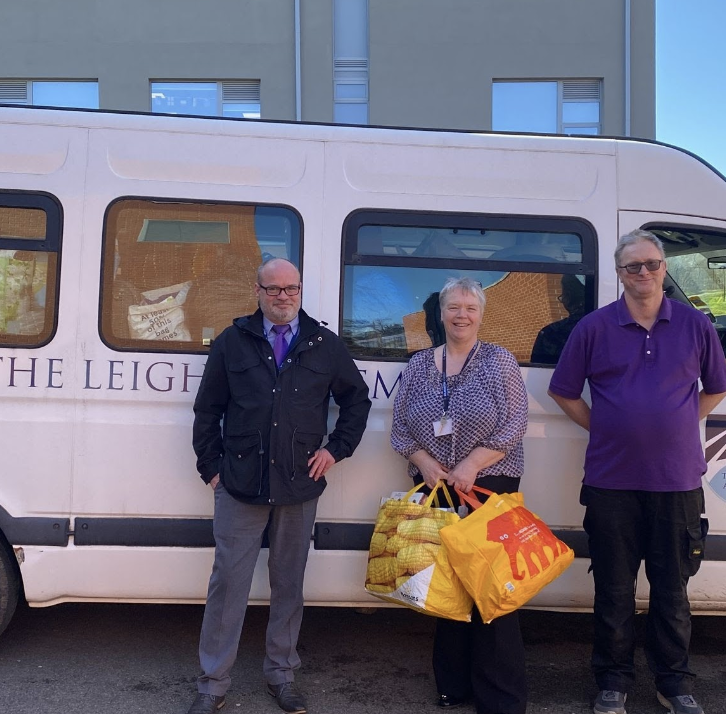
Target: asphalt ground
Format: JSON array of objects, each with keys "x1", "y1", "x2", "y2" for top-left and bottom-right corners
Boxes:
[{"x1": 0, "y1": 602, "x2": 724, "y2": 714}]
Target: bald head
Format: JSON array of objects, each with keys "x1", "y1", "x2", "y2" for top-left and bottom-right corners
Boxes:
[{"x1": 257, "y1": 258, "x2": 300, "y2": 285}]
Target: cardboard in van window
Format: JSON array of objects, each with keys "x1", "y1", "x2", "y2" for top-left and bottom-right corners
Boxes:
[{"x1": 127, "y1": 281, "x2": 192, "y2": 342}]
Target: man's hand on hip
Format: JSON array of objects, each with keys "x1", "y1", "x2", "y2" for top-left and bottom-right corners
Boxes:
[
  {"x1": 209, "y1": 474, "x2": 220, "y2": 490},
  {"x1": 308, "y1": 448, "x2": 335, "y2": 481}
]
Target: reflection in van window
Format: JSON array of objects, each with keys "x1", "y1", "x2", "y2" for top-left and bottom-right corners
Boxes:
[
  {"x1": 0, "y1": 203, "x2": 59, "y2": 346},
  {"x1": 342, "y1": 212, "x2": 595, "y2": 364},
  {"x1": 357, "y1": 225, "x2": 583, "y2": 263},
  {"x1": 101, "y1": 199, "x2": 300, "y2": 352},
  {"x1": 530, "y1": 274, "x2": 586, "y2": 364},
  {"x1": 650, "y1": 226, "x2": 726, "y2": 357}
]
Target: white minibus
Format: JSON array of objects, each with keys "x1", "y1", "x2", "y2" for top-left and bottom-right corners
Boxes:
[{"x1": 1, "y1": 106, "x2": 726, "y2": 635}]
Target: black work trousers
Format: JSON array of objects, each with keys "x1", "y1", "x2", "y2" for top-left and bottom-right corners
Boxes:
[
  {"x1": 580, "y1": 485, "x2": 707, "y2": 697},
  {"x1": 431, "y1": 475, "x2": 528, "y2": 714}
]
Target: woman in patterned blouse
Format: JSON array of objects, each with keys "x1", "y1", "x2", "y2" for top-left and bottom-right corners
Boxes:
[{"x1": 391, "y1": 276, "x2": 529, "y2": 714}]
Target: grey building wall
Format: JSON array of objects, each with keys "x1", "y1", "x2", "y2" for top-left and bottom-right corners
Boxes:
[
  {"x1": 630, "y1": 0, "x2": 656, "y2": 139},
  {"x1": 301, "y1": 1, "x2": 334, "y2": 123},
  {"x1": 0, "y1": 0, "x2": 297, "y2": 118},
  {"x1": 369, "y1": 0, "x2": 654, "y2": 138},
  {"x1": 0, "y1": 0, "x2": 655, "y2": 138}
]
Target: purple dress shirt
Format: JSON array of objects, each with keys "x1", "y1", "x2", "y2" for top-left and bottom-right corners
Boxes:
[
  {"x1": 263, "y1": 315, "x2": 300, "y2": 351},
  {"x1": 549, "y1": 296, "x2": 726, "y2": 491}
]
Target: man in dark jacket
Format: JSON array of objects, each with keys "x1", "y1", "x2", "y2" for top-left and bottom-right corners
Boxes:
[{"x1": 188, "y1": 258, "x2": 371, "y2": 714}]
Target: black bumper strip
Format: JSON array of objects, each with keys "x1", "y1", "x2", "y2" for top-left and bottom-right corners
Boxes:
[
  {"x1": 74, "y1": 518, "x2": 215, "y2": 547},
  {"x1": 313, "y1": 522, "x2": 726, "y2": 562},
  {"x1": 2, "y1": 513, "x2": 725, "y2": 560},
  {"x1": 314, "y1": 522, "x2": 374, "y2": 551},
  {"x1": 312, "y1": 522, "x2": 592, "y2": 556},
  {"x1": 72, "y1": 518, "x2": 272, "y2": 549},
  {"x1": 0, "y1": 506, "x2": 70, "y2": 546}
]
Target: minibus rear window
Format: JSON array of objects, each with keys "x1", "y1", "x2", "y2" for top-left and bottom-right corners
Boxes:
[
  {"x1": 0, "y1": 196, "x2": 62, "y2": 348},
  {"x1": 341, "y1": 210, "x2": 597, "y2": 365},
  {"x1": 100, "y1": 198, "x2": 301, "y2": 353}
]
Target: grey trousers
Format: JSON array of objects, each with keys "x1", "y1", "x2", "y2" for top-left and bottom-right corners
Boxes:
[{"x1": 197, "y1": 484, "x2": 319, "y2": 696}]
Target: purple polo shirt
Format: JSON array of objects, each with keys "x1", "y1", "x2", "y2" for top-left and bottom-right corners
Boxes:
[{"x1": 549, "y1": 296, "x2": 726, "y2": 491}]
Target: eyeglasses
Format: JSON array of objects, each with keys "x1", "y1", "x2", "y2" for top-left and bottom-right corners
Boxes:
[
  {"x1": 257, "y1": 283, "x2": 301, "y2": 296},
  {"x1": 617, "y1": 260, "x2": 663, "y2": 275}
]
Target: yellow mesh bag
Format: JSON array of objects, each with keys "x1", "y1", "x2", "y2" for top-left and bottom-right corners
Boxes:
[{"x1": 364, "y1": 482, "x2": 473, "y2": 621}]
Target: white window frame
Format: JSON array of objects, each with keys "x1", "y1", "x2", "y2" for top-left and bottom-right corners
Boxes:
[
  {"x1": 492, "y1": 79, "x2": 602, "y2": 136},
  {"x1": 333, "y1": 0, "x2": 369, "y2": 125},
  {"x1": 0, "y1": 80, "x2": 99, "y2": 108},
  {"x1": 150, "y1": 80, "x2": 261, "y2": 118}
]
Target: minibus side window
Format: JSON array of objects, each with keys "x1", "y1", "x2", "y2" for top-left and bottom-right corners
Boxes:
[
  {"x1": 0, "y1": 194, "x2": 62, "y2": 348},
  {"x1": 100, "y1": 198, "x2": 301, "y2": 353},
  {"x1": 650, "y1": 225, "x2": 726, "y2": 358},
  {"x1": 341, "y1": 211, "x2": 597, "y2": 365}
]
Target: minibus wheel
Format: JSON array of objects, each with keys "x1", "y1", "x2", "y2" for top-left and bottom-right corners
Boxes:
[{"x1": 0, "y1": 536, "x2": 20, "y2": 636}]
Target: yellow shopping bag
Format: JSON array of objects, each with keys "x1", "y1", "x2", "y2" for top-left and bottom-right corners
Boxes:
[
  {"x1": 440, "y1": 486, "x2": 574, "y2": 623},
  {"x1": 365, "y1": 482, "x2": 473, "y2": 621}
]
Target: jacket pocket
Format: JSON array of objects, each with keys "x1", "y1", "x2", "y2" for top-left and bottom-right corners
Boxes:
[
  {"x1": 228, "y1": 356, "x2": 262, "y2": 399},
  {"x1": 291, "y1": 350, "x2": 330, "y2": 405},
  {"x1": 684, "y1": 517, "x2": 709, "y2": 577},
  {"x1": 291, "y1": 429, "x2": 324, "y2": 481},
  {"x1": 222, "y1": 430, "x2": 264, "y2": 498}
]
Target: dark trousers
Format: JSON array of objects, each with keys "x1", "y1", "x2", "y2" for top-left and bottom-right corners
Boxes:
[
  {"x1": 580, "y1": 485, "x2": 707, "y2": 697},
  {"x1": 428, "y1": 475, "x2": 528, "y2": 714}
]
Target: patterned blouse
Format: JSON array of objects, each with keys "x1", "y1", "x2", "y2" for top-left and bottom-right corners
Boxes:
[{"x1": 391, "y1": 342, "x2": 528, "y2": 479}]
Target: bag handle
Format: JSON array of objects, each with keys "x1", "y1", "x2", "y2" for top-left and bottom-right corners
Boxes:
[
  {"x1": 454, "y1": 485, "x2": 495, "y2": 511},
  {"x1": 401, "y1": 480, "x2": 456, "y2": 510},
  {"x1": 426, "y1": 480, "x2": 456, "y2": 510}
]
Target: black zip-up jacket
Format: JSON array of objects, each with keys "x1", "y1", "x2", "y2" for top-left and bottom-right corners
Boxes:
[{"x1": 192, "y1": 309, "x2": 371, "y2": 505}]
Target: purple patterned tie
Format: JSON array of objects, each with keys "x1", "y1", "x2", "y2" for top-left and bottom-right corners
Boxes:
[{"x1": 272, "y1": 324, "x2": 291, "y2": 367}]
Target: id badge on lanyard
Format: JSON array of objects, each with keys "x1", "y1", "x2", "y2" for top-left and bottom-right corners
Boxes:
[
  {"x1": 433, "y1": 414, "x2": 453, "y2": 437},
  {"x1": 433, "y1": 342, "x2": 477, "y2": 438}
]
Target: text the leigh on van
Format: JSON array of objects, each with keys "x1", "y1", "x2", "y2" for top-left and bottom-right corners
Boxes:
[{"x1": 0, "y1": 357, "x2": 401, "y2": 399}]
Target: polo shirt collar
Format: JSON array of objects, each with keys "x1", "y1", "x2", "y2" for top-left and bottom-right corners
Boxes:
[{"x1": 616, "y1": 292, "x2": 671, "y2": 326}]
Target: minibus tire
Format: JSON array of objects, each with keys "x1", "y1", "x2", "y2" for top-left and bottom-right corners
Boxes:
[{"x1": 0, "y1": 536, "x2": 20, "y2": 636}]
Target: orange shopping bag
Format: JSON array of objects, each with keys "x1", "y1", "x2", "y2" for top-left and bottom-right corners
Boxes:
[
  {"x1": 365, "y1": 482, "x2": 473, "y2": 621},
  {"x1": 439, "y1": 486, "x2": 574, "y2": 623}
]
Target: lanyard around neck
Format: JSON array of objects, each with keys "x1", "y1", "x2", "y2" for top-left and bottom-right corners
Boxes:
[{"x1": 441, "y1": 341, "x2": 478, "y2": 416}]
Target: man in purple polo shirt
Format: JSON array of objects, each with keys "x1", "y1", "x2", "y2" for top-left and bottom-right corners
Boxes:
[{"x1": 549, "y1": 230, "x2": 726, "y2": 714}]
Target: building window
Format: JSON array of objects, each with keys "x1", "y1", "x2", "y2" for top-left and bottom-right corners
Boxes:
[
  {"x1": 341, "y1": 210, "x2": 596, "y2": 364},
  {"x1": 0, "y1": 80, "x2": 99, "y2": 109},
  {"x1": 100, "y1": 198, "x2": 300, "y2": 352},
  {"x1": 492, "y1": 80, "x2": 601, "y2": 136},
  {"x1": 333, "y1": 0, "x2": 369, "y2": 125},
  {"x1": 150, "y1": 81, "x2": 261, "y2": 119},
  {"x1": 0, "y1": 192, "x2": 62, "y2": 347}
]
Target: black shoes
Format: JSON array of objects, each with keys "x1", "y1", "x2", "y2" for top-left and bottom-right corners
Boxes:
[
  {"x1": 187, "y1": 693, "x2": 226, "y2": 714},
  {"x1": 267, "y1": 681, "x2": 308, "y2": 714},
  {"x1": 437, "y1": 694, "x2": 466, "y2": 708}
]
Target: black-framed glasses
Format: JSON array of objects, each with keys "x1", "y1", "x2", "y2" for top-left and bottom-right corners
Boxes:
[
  {"x1": 617, "y1": 260, "x2": 663, "y2": 274},
  {"x1": 257, "y1": 283, "x2": 301, "y2": 296}
]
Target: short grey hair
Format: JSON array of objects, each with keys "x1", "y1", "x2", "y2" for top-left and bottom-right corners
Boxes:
[
  {"x1": 256, "y1": 258, "x2": 300, "y2": 284},
  {"x1": 614, "y1": 229, "x2": 665, "y2": 266},
  {"x1": 439, "y1": 277, "x2": 486, "y2": 312}
]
